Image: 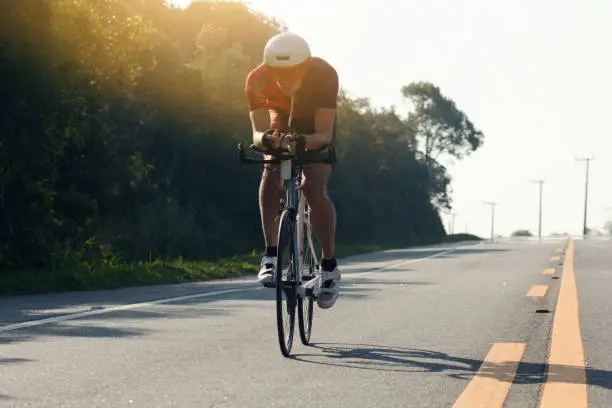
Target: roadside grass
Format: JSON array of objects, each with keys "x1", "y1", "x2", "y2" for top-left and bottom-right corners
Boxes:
[{"x1": 0, "y1": 234, "x2": 481, "y2": 295}]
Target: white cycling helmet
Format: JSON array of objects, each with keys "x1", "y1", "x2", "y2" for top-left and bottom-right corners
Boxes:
[{"x1": 263, "y1": 32, "x2": 311, "y2": 68}]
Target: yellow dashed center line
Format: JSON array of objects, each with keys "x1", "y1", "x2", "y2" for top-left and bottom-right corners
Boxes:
[
  {"x1": 446, "y1": 239, "x2": 585, "y2": 407},
  {"x1": 527, "y1": 285, "x2": 548, "y2": 297},
  {"x1": 452, "y1": 343, "x2": 526, "y2": 408},
  {"x1": 539, "y1": 239, "x2": 587, "y2": 408}
]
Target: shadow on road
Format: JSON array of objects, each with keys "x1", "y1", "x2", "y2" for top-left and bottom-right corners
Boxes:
[
  {"x1": 0, "y1": 323, "x2": 151, "y2": 346},
  {"x1": 291, "y1": 343, "x2": 612, "y2": 389},
  {"x1": 0, "y1": 277, "x2": 435, "y2": 345},
  {"x1": 0, "y1": 288, "x2": 270, "y2": 343},
  {"x1": 0, "y1": 285, "x2": 383, "y2": 344},
  {"x1": 0, "y1": 357, "x2": 32, "y2": 365}
]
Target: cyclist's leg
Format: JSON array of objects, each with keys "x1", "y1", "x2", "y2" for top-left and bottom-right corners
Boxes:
[
  {"x1": 300, "y1": 115, "x2": 338, "y2": 248},
  {"x1": 258, "y1": 164, "x2": 283, "y2": 286},
  {"x1": 300, "y1": 163, "x2": 336, "y2": 260},
  {"x1": 301, "y1": 162, "x2": 340, "y2": 309}
]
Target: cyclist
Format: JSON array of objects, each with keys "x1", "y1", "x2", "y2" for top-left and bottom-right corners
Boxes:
[{"x1": 244, "y1": 31, "x2": 341, "y2": 309}]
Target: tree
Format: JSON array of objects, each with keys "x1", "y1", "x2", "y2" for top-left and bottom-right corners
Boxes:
[
  {"x1": 0, "y1": 0, "x2": 480, "y2": 275},
  {"x1": 512, "y1": 229, "x2": 533, "y2": 237},
  {"x1": 402, "y1": 82, "x2": 484, "y2": 163},
  {"x1": 400, "y1": 82, "x2": 484, "y2": 212}
]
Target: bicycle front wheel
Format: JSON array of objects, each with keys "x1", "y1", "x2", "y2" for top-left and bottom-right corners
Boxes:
[
  {"x1": 276, "y1": 209, "x2": 297, "y2": 357},
  {"x1": 298, "y1": 218, "x2": 317, "y2": 345}
]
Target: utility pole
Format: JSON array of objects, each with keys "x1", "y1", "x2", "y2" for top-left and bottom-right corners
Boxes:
[
  {"x1": 484, "y1": 201, "x2": 497, "y2": 243},
  {"x1": 576, "y1": 157, "x2": 593, "y2": 238},
  {"x1": 446, "y1": 212, "x2": 457, "y2": 235},
  {"x1": 530, "y1": 180, "x2": 545, "y2": 242}
]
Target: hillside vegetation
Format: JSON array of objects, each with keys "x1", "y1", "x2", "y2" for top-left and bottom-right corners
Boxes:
[{"x1": 0, "y1": 0, "x2": 484, "y2": 293}]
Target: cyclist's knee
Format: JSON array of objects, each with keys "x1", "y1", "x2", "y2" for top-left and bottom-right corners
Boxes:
[
  {"x1": 262, "y1": 166, "x2": 280, "y2": 182},
  {"x1": 261, "y1": 167, "x2": 282, "y2": 193},
  {"x1": 302, "y1": 164, "x2": 330, "y2": 192},
  {"x1": 301, "y1": 177, "x2": 327, "y2": 201}
]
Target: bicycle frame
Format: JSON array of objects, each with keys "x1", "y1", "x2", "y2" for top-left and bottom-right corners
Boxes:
[
  {"x1": 237, "y1": 139, "x2": 334, "y2": 298},
  {"x1": 279, "y1": 159, "x2": 322, "y2": 299}
]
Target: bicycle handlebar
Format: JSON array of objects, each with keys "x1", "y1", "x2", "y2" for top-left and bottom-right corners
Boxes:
[{"x1": 237, "y1": 137, "x2": 335, "y2": 165}]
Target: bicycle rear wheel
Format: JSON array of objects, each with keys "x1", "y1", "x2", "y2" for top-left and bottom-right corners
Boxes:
[
  {"x1": 298, "y1": 217, "x2": 318, "y2": 345},
  {"x1": 276, "y1": 209, "x2": 297, "y2": 357}
]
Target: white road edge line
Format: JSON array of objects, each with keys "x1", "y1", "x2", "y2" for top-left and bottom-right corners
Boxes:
[
  {"x1": 350, "y1": 245, "x2": 459, "y2": 278},
  {"x1": 0, "y1": 287, "x2": 264, "y2": 333},
  {"x1": 0, "y1": 244, "x2": 464, "y2": 333}
]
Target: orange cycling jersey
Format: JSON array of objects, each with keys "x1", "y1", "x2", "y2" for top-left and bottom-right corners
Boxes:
[{"x1": 245, "y1": 57, "x2": 339, "y2": 135}]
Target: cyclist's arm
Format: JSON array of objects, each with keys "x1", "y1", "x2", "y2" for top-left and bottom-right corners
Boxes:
[
  {"x1": 304, "y1": 108, "x2": 336, "y2": 150},
  {"x1": 245, "y1": 69, "x2": 271, "y2": 148},
  {"x1": 249, "y1": 109, "x2": 271, "y2": 148},
  {"x1": 303, "y1": 62, "x2": 339, "y2": 150}
]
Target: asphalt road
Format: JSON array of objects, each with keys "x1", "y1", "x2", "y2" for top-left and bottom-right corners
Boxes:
[{"x1": 0, "y1": 237, "x2": 610, "y2": 407}]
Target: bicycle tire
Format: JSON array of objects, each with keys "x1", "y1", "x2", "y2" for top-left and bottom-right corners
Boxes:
[
  {"x1": 298, "y1": 216, "x2": 317, "y2": 345},
  {"x1": 276, "y1": 209, "x2": 297, "y2": 357},
  {"x1": 298, "y1": 267, "x2": 315, "y2": 344}
]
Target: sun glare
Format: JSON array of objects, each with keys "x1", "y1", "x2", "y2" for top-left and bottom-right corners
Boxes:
[{"x1": 168, "y1": 0, "x2": 192, "y2": 9}]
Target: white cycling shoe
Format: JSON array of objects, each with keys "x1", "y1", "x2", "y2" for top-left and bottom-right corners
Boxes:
[
  {"x1": 317, "y1": 267, "x2": 341, "y2": 309},
  {"x1": 259, "y1": 256, "x2": 341, "y2": 309},
  {"x1": 258, "y1": 256, "x2": 276, "y2": 288}
]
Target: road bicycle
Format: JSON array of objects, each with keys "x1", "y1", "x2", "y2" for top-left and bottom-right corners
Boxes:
[{"x1": 237, "y1": 133, "x2": 336, "y2": 357}]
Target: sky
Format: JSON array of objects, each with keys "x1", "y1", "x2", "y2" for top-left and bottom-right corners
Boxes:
[{"x1": 172, "y1": 0, "x2": 612, "y2": 238}]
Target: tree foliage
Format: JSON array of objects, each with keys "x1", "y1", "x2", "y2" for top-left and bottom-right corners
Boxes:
[
  {"x1": 402, "y1": 82, "x2": 484, "y2": 161},
  {"x1": 0, "y1": 1, "x2": 484, "y2": 274},
  {"x1": 511, "y1": 229, "x2": 533, "y2": 237}
]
